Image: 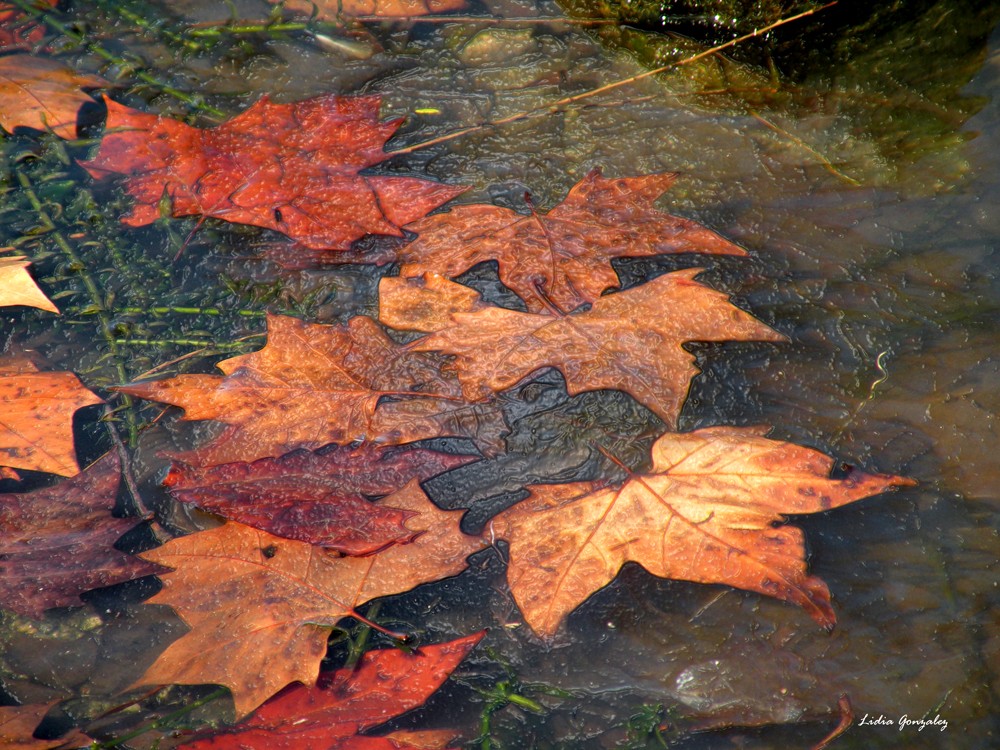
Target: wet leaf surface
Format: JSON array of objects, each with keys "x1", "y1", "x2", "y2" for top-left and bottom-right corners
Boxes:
[
  {"x1": 162, "y1": 444, "x2": 476, "y2": 553},
  {"x1": 0, "y1": 54, "x2": 104, "y2": 138},
  {"x1": 117, "y1": 313, "x2": 506, "y2": 466},
  {"x1": 398, "y1": 169, "x2": 746, "y2": 313},
  {"x1": 383, "y1": 270, "x2": 784, "y2": 428}
]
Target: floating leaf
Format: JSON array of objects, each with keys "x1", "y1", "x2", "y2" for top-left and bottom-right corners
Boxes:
[
  {"x1": 83, "y1": 95, "x2": 466, "y2": 249},
  {"x1": 495, "y1": 425, "x2": 915, "y2": 636}
]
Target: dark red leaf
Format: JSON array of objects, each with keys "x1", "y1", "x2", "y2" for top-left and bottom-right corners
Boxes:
[
  {"x1": 0, "y1": 452, "x2": 163, "y2": 618},
  {"x1": 163, "y1": 444, "x2": 477, "y2": 554}
]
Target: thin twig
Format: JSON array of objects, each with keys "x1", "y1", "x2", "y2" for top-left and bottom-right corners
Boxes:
[
  {"x1": 749, "y1": 109, "x2": 861, "y2": 186},
  {"x1": 102, "y1": 404, "x2": 148, "y2": 516},
  {"x1": 389, "y1": 2, "x2": 837, "y2": 156}
]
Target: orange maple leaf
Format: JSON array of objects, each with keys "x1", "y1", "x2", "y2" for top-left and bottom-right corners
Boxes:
[
  {"x1": 493, "y1": 425, "x2": 916, "y2": 637},
  {"x1": 116, "y1": 313, "x2": 506, "y2": 466},
  {"x1": 136, "y1": 480, "x2": 485, "y2": 716},
  {"x1": 82, "y1": 94, "x2": 466, "y2": 249},
  {"x1": 0, "y1": 358, "x2": 103, "y2": 476},
  {"x1": 0, "y1": 55, "x2": 104, "y2": 138},
  {"x1": 397, "y1": 170, "x2": 747, "y2": 313},
  {"x1": 380, "y1": 270, "x2": 785, "y2": 428}
]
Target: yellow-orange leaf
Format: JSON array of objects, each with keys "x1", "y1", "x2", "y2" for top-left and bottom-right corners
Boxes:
[
  {"x1": 0, "y1": 255, "x2": 57, "y2": 312},
  {"x1": 136, "y1": 480, "x2": 484, "y2": 716},
  {"x1": 494, "y1": 425, "x2": 915, "y2": 637}
]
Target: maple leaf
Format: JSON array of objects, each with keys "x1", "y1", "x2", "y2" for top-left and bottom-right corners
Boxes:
[
  {"x1": 493, "y1": 425, "x2": 916, "y2": 637},
  {"x1": 380, "y1": 270, "x2": 785, "y2": 428},
  {"x1": 116, "y1": 313, "x2": 505, "y2": 465},
  {"x1": 275, "y1": 0, "x2": 465, "y2": 20},
  {"x1": 0, "y1": 452, "x2": 163, "y2": 618},
  {"x1": 82, "y1": 94, "x2": 466, "y2": 250},
  {"x1": 0, "y1": 702, "x2": 92, "y2": 749},
  {"x1": 0, "y1": 255, "x2": 57, "y2": 312},
  {"x1": 136, "y1": 480, "x2": 485, "y2": 716},
  {"x1": 0, "y1": 55, "x2": 104, "y2": 138},
  {"x1": 163, "y1": 444, "x2": 477, "y2": 554},
  {"x1": 178, "y1": 633, "x2": 483, "y2": 750},
  {"x1": 0, "y1": 1, "x2": 57, "y2": 51},
  {"x1": 0, "y1": 358, "x2": 103, "y2": 477},
  {"x1": 397, "y1": 169, "x2": 747, "y2": 313}
]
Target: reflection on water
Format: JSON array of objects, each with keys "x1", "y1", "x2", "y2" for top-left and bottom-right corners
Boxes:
[{"x1": 0, "y1": 0, "x2": 998, "y2": 747}]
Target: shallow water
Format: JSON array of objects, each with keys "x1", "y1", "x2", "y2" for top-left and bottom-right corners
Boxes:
[{"x1": 1, "y1": 0, "x2": 998, "y2": 748}]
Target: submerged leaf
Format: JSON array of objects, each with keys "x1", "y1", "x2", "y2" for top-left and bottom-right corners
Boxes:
[
  {"x1": 0, "y1": 55, "x2": 104, "y2": 138},
  {"x1": 382, "y1": 270, "x2": 784, "y2": 428},
  {"x1": 0, "y1": 358, "x2": 103, "y2": 477},
  {"x1": 0, "y1": 255, "x2": 58, "y2": 312},
  {"x1": 0, "y1": 452, "x2": 163, "y2": 618},
  {"x1": 117, "y1": 313, "x2": 505, "y2": 466}
]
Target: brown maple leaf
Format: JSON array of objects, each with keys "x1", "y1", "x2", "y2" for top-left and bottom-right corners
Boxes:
[
  {"x1": 0, "y1": 255, "x2": 58, "y2": 312},
  {"x1": 0, "y1": 358, "x2": 103, "y2": 477},
  {"x1": 493, "y1": 425, "x2": 916, "y2": 637},
  {"x1": 0, "y1": 55, "x2": 104, "y2": 138},
  {"x1": 0, "y1": 702, "x2": 92, "y2": 750},
  {"x1": 380, "y1": 270, "x2": 784, "y2": 428},
  {"x1": 136, "y1": 480, "x2": 485, "y2": 716},
  {"x1": 397, "y1": 169, "x2": 746, "y2": 313},
  {"x1": 0, "y1": 452, "x2": 163, "y2": 618},
  {"x1": 116, "y1": 313, "x2": 505, "y2": 466},
  {"x1": 163, "y1": 444, "x2": 476, "y2": 554},
  {"x1": 274, "y1": 0, "x2": 465, "y2": 19},
  {"x1": 82, "y1": 94, "x2": 466, "y2": 249},
  {"x1": 178, "y1": 633, "x2": 483, "y2": 750}
]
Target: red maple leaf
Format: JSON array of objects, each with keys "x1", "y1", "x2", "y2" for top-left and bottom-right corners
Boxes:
[
  {"x1": 178, "y1": 633, "x2": 484, "y2": 749},
  {"x1": 82, "y1": 95, "x2": 466, "y2": 250}
]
